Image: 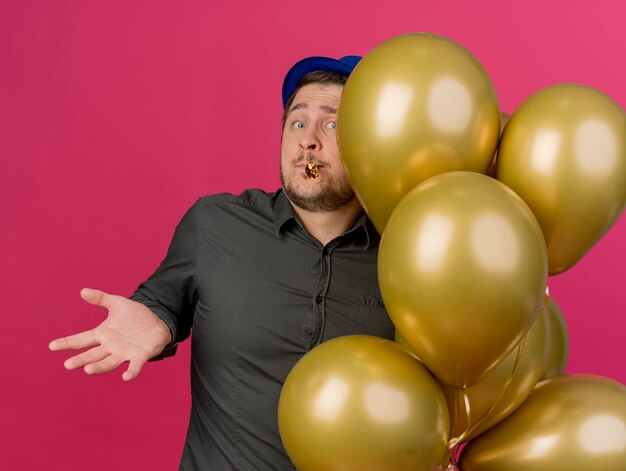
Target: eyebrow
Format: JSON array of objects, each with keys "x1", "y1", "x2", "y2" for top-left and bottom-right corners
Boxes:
[{"x1": 288, "y1": 103, "x2": 338, "y2": 115}]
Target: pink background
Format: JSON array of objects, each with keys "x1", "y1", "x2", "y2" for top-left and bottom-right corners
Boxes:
[{"x1": 1, "y1": 1, "x2": 624, "y2": 469}]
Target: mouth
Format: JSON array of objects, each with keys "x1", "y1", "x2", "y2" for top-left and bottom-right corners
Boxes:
[
  {"x1": 294, "y1": 160, "x2": 325, "y2": 178},
  {"x1": 305, "y1": 162, "x2": 319, "y2": 179}
]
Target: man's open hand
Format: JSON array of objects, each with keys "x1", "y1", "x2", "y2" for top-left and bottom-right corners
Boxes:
[{"x1": 49, "y1": 288, "x2": 172, "y2": 381}]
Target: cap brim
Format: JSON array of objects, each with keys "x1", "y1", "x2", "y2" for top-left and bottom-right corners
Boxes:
[{"x1": 282, "y1": 56, "x2": 360, "y2": 108}]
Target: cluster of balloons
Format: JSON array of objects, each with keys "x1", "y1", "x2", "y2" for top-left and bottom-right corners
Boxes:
[{"x1": 278, "y1": 33, "x2": 626, "y2": 471}]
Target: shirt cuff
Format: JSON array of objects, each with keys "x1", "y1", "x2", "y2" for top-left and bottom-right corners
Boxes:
[{"x1": 144, "y1": 306, "x2": 179, "y2": 360}]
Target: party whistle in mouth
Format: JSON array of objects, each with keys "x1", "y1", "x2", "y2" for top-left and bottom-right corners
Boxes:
[{"x1": 305, "y1": 161, "x2": 319, "y2": 179}]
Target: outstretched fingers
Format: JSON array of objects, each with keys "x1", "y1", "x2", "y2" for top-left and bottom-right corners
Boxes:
[
  {"x1": 83, "y1": 354, "x2": 124, "y2": 376},
  {"x1": 83, "y1": 356, "x2": 147, "y2": 381},
  {"x1": 49, "y1": 330, "x2": 99, "y2": 352},
  {"x1": 63, "y1": 345, "x2": 110, "y2": 370},
  {"x1": 122, "y1": 359, "x2": 146, "y2": 382},
  {"x1": 80, "y1": 288, "x2": 114, "y2": 309}
]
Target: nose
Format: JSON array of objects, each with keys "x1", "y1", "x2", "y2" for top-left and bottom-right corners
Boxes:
[{"x1": 299, "y1": 126, "x2": 322, "y2": 151}]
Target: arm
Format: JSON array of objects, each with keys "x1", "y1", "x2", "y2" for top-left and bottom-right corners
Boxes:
[
  {"x1": 49, "y1": 288, "x2": 172, "y2": 381},
  {"x1": 50, "y1": 200, "x2": 201, "y2": 380}
]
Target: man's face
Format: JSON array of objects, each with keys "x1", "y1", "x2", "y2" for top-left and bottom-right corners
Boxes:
[{"x1": 280, "y1": 82, "x2": 355, "y2": 212}]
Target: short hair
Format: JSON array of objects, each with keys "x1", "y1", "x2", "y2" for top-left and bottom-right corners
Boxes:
[{"x1": 281, "y1": 70, "x2": 348, "y2": 127}]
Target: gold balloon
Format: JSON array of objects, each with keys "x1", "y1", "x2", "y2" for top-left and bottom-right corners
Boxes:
[
  {"x1": 460, "y1": 374, "x2": 626, "y2": 471},
  {"x1": 378, "y1": 172, "x2": 548, "y2": 388},
  {"x1": 541, "y1": 295, "x2": 569, "y2": 380},
  {"x1": 486, "y1": 112, "x2": 510, "y2": 178},
  {"x1": 278, "y1": 335, "x2": 449, "y2": 471},
  {"x1": 338, "y1": 33, "x2": 501, "y2": 233},
  {"x1": 441, "y1": 309, "x2": 546, "y2": 442},
  {"x1": 395, "y1": 329, "x2": 423, "y2": 361},
  {"x1": 497, "y1": 84, "x2": 626, "y2": 275}
]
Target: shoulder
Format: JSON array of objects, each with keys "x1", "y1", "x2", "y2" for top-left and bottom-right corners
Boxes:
[
  {"x1": 187, "y1": 189, "x2": 281, "y2": 221},
  {"x1": 196, "y1": 189, "x2": 278, "y2": 208}
]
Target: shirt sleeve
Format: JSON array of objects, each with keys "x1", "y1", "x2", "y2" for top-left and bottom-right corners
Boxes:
[{"x1": 130, "y1": 199, "x2": 201, "y2": 358}]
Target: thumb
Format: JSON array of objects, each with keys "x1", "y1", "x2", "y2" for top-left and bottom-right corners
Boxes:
[{"x1": 80, "y1": 288, "x2": 112, "y2": 308}]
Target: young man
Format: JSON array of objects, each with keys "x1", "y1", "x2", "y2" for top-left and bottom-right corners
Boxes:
[{"x1": 50, "y1": 56, "x2": 394, "y2": 470}]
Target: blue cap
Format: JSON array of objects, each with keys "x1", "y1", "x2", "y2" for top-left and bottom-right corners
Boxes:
[{"x1": 281, "y1": 55, "x2": 362, "y2": 108}]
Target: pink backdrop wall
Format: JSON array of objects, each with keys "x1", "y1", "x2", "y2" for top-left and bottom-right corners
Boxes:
[{"x1": 1, "y1": 1, "x2": 624, "y2": 469}]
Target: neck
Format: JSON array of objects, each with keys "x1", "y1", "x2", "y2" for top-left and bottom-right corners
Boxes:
[{"x1": 290, "y1": 198, "x2": 363, "y2": 246}]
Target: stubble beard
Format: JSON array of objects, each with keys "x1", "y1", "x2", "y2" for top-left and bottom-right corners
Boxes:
[{"x1": 281, "y1": 155, "x2": 356, "y2": 212}]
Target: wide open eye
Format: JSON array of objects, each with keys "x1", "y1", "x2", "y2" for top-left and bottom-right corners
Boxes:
[
  {"x1": 293, "y1": 121, "x2": 306, "y2": 129},
  {"x1": 325, "y1": 121, "x2": 336, "y2": 130}
]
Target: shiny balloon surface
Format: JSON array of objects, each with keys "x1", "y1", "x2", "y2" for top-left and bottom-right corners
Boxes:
[
  {"x1": 460, "y1": 375, "x2": 626, "y2": 471},
  {"x1": 278, "y1": 335, "x2": 449, "y2": 471},
  {"x1": 441, "y1": 307, "x2": 546, "y2": 442},
  {"x1": 486, "y1": 112, "x2": 510, "y2": 178},
  {"x1": 497, "y1": 84, "x2": 626, "y2": 274},
  {"x1": 541, "y1": 295, "x2": 569, "y2": 380},
  {"x1": 339, "y1": 33, "x2": 500, "y2": 233},
  {"x1": 378, "y1": 172, "x2": 548, "y2": 388}
]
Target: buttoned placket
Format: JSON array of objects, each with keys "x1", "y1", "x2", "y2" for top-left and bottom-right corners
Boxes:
[{"x1": 306, "y1": 240, "x2": 339, "y2": 351}]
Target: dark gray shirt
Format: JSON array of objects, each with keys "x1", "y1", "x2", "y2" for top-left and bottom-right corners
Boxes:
[{"x1": 131, "y1": 189, "x2": 394, "y2": 470}]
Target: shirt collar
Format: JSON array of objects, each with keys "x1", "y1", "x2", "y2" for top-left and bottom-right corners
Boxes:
[
  {"x1": 273, "y1": 189, "x2": 299, "y2": 235},
  {"x1": 272, "y1": 189, "x2": 380, "y2": 249}
]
